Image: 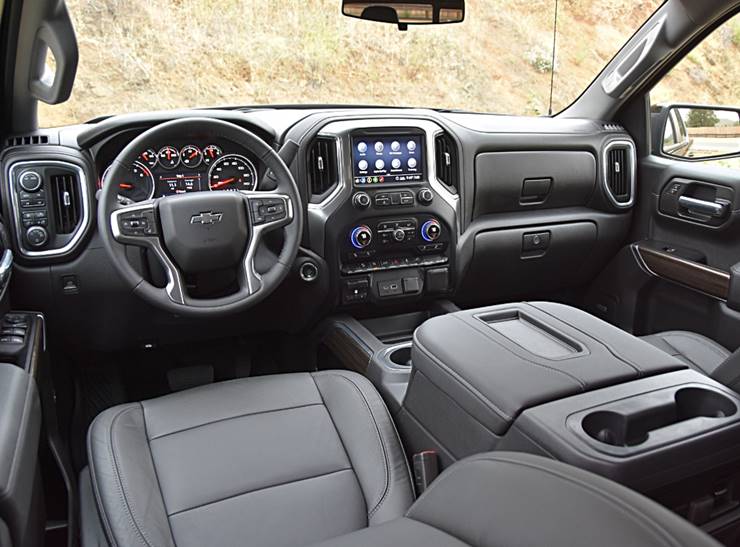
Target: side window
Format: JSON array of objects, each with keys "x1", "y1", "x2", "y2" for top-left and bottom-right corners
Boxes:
[{"x1": 651, "y1": 13, "x2": 740, "y2": 169}]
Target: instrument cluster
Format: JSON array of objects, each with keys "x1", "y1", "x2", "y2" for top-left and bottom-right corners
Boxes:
[{"x1": 98, "y1": 142, "x2": 260, "y2": 203}]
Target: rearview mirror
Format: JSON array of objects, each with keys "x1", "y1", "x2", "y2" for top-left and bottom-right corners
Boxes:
[
  {"x1": 342, "y1": 1, "x2": 465, "y2": 30},
  {"x1": 658, "y1": 105, "x2": 740, "y2": 161}
]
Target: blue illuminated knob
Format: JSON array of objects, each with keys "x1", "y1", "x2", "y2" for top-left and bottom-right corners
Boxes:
[
  {"x1": 350, "y1": 225, "x2": 373, "y2": 249},
  {"x1": 421, "y1": 219, "x2": 441, "y2": 242}
]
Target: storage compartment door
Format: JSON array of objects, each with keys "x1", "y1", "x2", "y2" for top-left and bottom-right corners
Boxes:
[{"x1": 464, "y1": 222, "x2": 598, "y2": 301}]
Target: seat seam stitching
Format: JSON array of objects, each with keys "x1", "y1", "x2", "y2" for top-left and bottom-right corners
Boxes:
[
  {"x1": 309, "y1": 374, "x2": 366, "y2": 518},
  {"x1": 319, "y1": 372, "x2": 391, "y2": 519},
  {"x1": 167, "y1": 467, "x2": 353, "y2": 517},
  {"x1": 87, "y1": 421, "x2": 120, "y2": 547},
  {"x1": 108, "y1": 405, "x2": 156, "y2": 547},
  {"x1": 141, "y1": 405, "x2": 177, "y2": 544},
  {"x1": 148, "y1": 402, "x2": 323, "y2": 440}
]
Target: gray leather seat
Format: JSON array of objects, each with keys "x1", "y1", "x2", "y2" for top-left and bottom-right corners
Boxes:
[
  {"x1": 313, "y1": 452, "x2": 720, "y2": 547},
  {"x1": 86, "y1": 371, "x2": 414, "y2": 547},
  {"x1": 84, "y1": 370, "x2": 720, "y2": 547},
  {"x1": 642, "y1": 331, "x2": 740, "y2": 390}
]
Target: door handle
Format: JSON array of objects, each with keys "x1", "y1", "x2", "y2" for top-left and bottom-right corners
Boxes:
[{"x1": 677, "y1": 196, "x2": 729, "y2": 218}]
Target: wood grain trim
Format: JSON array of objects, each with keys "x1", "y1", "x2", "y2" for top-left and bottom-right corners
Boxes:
[
  {"x1": 323, "y1": 325, "x2": 372, "y2": 374},
  {"x1": 634, "y1": 244, "x2": 730, "y2": 300}
]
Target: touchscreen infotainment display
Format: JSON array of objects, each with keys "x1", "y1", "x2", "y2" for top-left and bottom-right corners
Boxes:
[{"x1": 351, "y1": 134, "x2": 424, "y2": 185}]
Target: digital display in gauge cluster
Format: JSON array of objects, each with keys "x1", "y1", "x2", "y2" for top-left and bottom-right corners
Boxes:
[
  {"x1": 352, "y1": 134, "x2": 425, "y2": 185},
  {"x1": 99, "y1": 143, "x2": 260, "y2": 202}
]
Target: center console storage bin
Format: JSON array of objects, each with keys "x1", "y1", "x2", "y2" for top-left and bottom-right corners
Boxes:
[{"x1": 397, "y1": 302, "x2": 686, "y2": 465}]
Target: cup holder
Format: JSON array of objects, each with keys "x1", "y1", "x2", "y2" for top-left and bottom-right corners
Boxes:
[
  {"x1": 388, "y1": 346, "x2": 412, "y2": 367},
  {"x1": 582, "y1": 387, "x2": 737, "y2": 448}
]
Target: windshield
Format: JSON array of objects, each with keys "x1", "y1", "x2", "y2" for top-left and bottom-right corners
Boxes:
[{"x1": 39, "y1": 0, "x2": 662, "y2": 127}]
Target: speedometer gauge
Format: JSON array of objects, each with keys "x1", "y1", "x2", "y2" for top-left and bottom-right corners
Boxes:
[
  {"x1": 101, "y1": 161, "x2": 155, "y2": 202},
  {"x1": 208, "y1": 155, "x2": 258, "y2": 191}
]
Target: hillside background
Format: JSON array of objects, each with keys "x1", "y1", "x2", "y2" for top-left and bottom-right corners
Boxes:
[{"x1": 39, "y1": 0, "x2": 739, "y2": 127}]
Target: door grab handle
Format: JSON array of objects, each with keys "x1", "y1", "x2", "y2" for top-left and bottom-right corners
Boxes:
[{"x1": 677, "y1": 196, "x2": 728, "y2": 218}]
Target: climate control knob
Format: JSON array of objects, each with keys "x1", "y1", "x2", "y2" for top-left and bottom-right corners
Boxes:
[
  {"x1": 421, "y1": 219, "x2": 442, "y2": 242},
  {"x1": 352, "y1": 192, "x2": 371, "y2": 209},
  {"x1": 418, "y1": 188, "x2": 434, "y2": 205},
  {"x1": 393, "y1": 228, "x2": 406, "y2": 242},
  {"x1": 350, "y1": 225, "x2": 373, "y2": 249},
  {"x1": 26, "y1": 226, "x2": 48, "y2": 248}
]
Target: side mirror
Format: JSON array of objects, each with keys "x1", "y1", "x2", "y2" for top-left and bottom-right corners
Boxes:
[
  {"x1": 656, "y1": 105, "x2": 740, "y2": 161},
  {"x1": 342, "y1": 1, "x2": 464, "y2": 30}
]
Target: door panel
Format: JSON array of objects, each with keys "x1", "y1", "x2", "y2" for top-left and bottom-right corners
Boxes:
[{"x1": 628, "y1": 154, "x2": 740, "y2": 350}]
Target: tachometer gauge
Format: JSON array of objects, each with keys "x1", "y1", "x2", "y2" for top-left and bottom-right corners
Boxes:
[
  {"x1": 208, "y1": 155, "x2": 258, "y2": 191},
  {"x1": 101, "y1": 161, "x2": 155, "y2": 202},
  {"x1": 157, "y1": 146, "x2": 180, "y2": 169},
  {"x1": 202, "y1": 144, "x2": 223, "y2": 166},
  {"x1": 180, "y1": 145, "x2": 203, "y2": 169},
  {"x1": 139, "y1": 148, "x2": 158, "y2": 168}
]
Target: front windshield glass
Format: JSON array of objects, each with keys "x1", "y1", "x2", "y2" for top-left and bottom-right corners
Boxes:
[{"x1": 39, "y1": 0, "x2": 662, "y2": 127}]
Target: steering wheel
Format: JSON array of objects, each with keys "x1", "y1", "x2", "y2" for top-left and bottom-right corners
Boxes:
[{"x1": 98, "y1": 118, "x2": 303, "y2": 317}]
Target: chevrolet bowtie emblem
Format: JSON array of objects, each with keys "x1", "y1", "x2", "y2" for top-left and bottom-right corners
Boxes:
[{"x1": 190, "y1": 211, "x2": 223, "y2": 225}]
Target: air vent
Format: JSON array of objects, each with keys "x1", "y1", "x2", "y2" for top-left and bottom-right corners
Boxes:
[
  {"x1": 435, "y1": 133, "x2": 459, "y2": 192},
  {"x1": 603, "y1": 141, "x2": 635, "y2": 208},
  {"x1": 50, "y1": 172, "x2": 82, "y2": 234},
  {"x1": 307, "y1": 137, "x2": 339, "y2": 199},
  {"x1": 602, "y1": 123, "x2": 625, "y2": 133},
  {"x1": 6, "y1": 134, "x2": 49, "y2": 147}
]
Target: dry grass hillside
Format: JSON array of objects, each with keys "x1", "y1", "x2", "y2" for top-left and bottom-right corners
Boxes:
[{"x1": 38, "y1": 0, "x2": 739, "y2": 127}]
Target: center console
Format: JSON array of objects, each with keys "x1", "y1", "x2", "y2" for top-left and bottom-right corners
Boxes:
[
  {"x1": 306, "y1": 120, "x2": 458, "y2": 307},
  {"x1": 386, "y1": 301, "x2": 740, "y2": 541}
]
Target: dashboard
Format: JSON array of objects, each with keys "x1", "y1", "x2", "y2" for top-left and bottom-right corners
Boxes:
[
  {"x1": 97, "y1": 139, "x2": 262, "y2": 203},
  {"x1": 0, "y1": 107, "x2": 637, "y2": 351}
]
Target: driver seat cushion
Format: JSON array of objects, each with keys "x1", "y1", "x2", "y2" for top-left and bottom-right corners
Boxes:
[{"x1": 87, "y1": 371, "x2": 414, "y2": 547}]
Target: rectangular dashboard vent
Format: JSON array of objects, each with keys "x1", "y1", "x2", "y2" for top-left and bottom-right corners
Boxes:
[
  {"x1": 6, "y1": 134, "x2": 49, "y2": 147},
  {"x1": 308, "y1": 137, "x2": 338, "y2": 199},
  {"x1": 605, "y1": 144, "x2": 633, "y2": 206},
  {"x1": 51, "y1": 172, "x2": 82, "y2": 234},
  {"x1": 435, "y1": 133, "x2": 459, "y2": 192}
]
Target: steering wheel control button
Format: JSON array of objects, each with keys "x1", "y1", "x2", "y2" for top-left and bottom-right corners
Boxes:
[
  {"x1": 18, "y1": 171, "x2": 43, "y2": 192},
  {"x1": 421, "y1": 219, "x2": 442, "y2": 242},
  {"x1": 299, "y1": 261, "x2": 319, "y2": 283},
  {"x1": 25, "y1": 226, "x2": 48, "y2": 247},
  {"x1": 418, "y1": 188, "x2": 434, "y2": 204},
  {"x1": 352, "y1": 192, "x2": 371, "y2": 209},
  {"x1": 118, "y1": 210, "x2": 158, "y2": 236},
  {"x1": 350, "y1": 225, "x2": 373, "y2": 249},
  {"x1": 250, "y1": 197, "x2": 287, "y2": 225}
]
